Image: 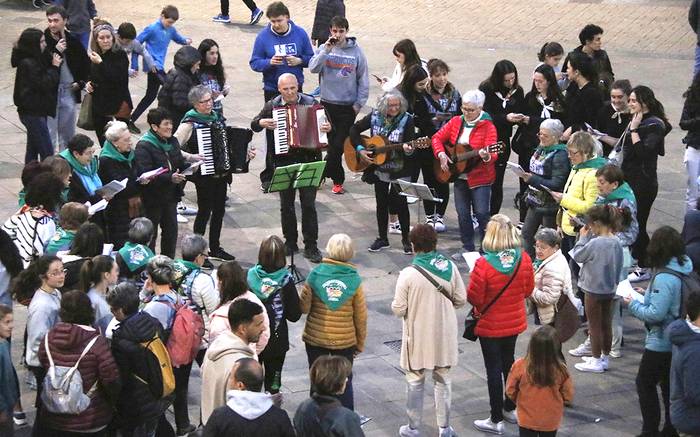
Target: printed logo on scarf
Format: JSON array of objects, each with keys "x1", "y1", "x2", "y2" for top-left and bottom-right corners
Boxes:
[
  {"x1": 129, "y1": 246, "x2": 148, "y2": 265},
  {"x1": 431, "y1": 257, "x2": 450, "y2": 272},
  {"x1": 322, "y1": 279, "x2": 347, "y2": 302},
  {"x1": 260, "y1": 278, "x2": 280, "y2": 298},
  {"x1": 499, "y1": 250, "x2": 516, "y2": 268}
]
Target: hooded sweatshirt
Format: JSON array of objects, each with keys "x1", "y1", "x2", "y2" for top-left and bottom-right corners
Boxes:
[
  {"x1": 200, "y1": 330, "x2": 257, "y2": 424},
  {"x1": 668, "y1": 318, "x2": 700, "y2": 435},
  {"x1": 570, "y1": 232, "x2": 623, "y2": 296},
  {"x1": 157, "y1": 45, "x2": 201, "y2": 126},
  {"x1": 204, "y1": 389, "x2": 295, "y2": 436},
  {"x1": 683, "y1": 209, "x2": 700, "y2": 275},
  {"x1": 308, "y1": 37, "x2": 369, "y2": 110}
]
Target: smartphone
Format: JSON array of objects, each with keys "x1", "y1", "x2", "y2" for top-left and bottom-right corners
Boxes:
[{"x1": 329, "y1": 37, "x2": 338, "y2": 45}]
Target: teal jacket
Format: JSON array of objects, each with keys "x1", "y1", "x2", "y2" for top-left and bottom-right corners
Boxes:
[{"x1": 0, "y1": 339, "x2": 19, "y2": 414}]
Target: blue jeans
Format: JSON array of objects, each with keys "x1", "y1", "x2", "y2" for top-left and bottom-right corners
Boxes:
[
  {"x1": 453, "y1": 180, "x2": 490, "y2": 251},
  {"x1": 19, "y1": 114, "x2": 53, "y2": 163},
  {"x1": 47, "y1": 83, "x2": 77, "y2": 151},
  {"x1": 695, "y1": 44, "x2": 700, "y2": 78},
  {"x1": 75, "y1": 32, "x2": 90, "y2": 50}
]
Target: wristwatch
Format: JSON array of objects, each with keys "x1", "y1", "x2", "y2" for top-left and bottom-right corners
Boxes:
[{"x1": 630, "y1": 127, "x2": 639, "y2": 133}]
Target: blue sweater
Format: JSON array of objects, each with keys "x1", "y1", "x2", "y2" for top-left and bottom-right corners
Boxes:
[
  {"x1": 668, "y1": 319, "x2": 700, "y2": 435},
  {"x1": 136, "y1": 20, "x2": 188, "y2": 71},
  {"x1": 0, "y1": 339, "x2": 19, "y2": 414},
  {"x1": 629, "y1": 257, "x2": 693, "y2": 352},
  {"x1": 249, "y1": 21, "x2": 314, "y2": 92}
]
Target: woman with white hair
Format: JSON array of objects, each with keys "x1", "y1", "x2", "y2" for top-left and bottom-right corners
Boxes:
[
  {"x1": 99, "y1": 120, "x2": 143, "y2": 249},
  {"x1": 432, "y1": 89, "x2": 498, "y2": 257},
  {"x1": 518, "y1": 118, "x2": 571, "y2": 257}
]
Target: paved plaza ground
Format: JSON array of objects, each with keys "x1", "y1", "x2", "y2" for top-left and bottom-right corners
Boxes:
[{"x1": 0, "y1": 0, "x2": 696, "y2": 435}]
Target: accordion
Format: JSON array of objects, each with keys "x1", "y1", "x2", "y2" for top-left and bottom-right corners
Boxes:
[
  {"x1": 226, "y1": 126, "x2": 253, "y2": 174},
  {"x1": 194, "y1": 123, "x2": 230, "y2": 176},
  {"x1": 272, "y1": 104, "x2": 328, "y2": 155}
]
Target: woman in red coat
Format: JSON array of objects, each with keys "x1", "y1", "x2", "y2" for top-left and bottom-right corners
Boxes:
[
  {"x1": 432, "y1": 89, "x2": 498, "y2": 256},
  {"x1": 467, "y1": 214, "x2": 534, "y2": 435}
]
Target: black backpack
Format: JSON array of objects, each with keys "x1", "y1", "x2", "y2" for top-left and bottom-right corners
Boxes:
[{"x1": 651, "y1": 268, "x2": 700, "y2": 319}]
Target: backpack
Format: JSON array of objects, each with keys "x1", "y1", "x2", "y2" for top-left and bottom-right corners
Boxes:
[
  {"x1": 41, "y1": 335, "x2": 99, "y2": 415},
  {"x1": 172, "y1": 263, "x2": 203, "y2": 314},
  {"x1": 158, "y1": 297, "x2": 204, "y2": 368},
  {"x1": 652, "y1": 268, "x2": 700, "y2": 320},
  {"x1": 135, "y1": 333, "x2": 175, "y2": 399}
]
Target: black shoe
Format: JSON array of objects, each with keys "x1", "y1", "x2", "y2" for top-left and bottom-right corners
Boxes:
[
  {"x1": 209, "y1": 247, "x2": 235, "y2": 261},
  {"x1": 304, "y1": 246, "x2": 322, "y2": 263},
  {"x1": 202, "y1": 258, "x2": 214, "y2": 270},
  {"x1": 286, "y1": 242, "x2": 299, "y2": 256},
  {"x1": 402, "y1": 239, "x2": 413, "y2": 255},
  {"x1": 127, "y1": 120, "x2": 141, "y2": 134},
  {"x1": 261, "y1": 181, "x2": 271, "y2": 192},
  {"x1": 176, "y1": 424, "x2": 196, "y2": 436},
  {"x1": 368, "y1": 238, "x2": 390, "y2": 252}
]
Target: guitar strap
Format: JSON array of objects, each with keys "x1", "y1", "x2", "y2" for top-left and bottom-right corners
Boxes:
[{"x1": 424, "y1": 92, "x2": 455, "y2": 115}]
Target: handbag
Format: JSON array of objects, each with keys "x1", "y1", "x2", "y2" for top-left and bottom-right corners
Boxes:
[
  {"x1": 463, "y1": 257, "x2": 522, "y2": 341},
  {"x1": 411, "y1": 265, "x2": 453, "y2": 303},
  {"x1": 553, "y1": 293, "x2": 581, "y2": 343},
  {"x1": 77, "y1": 93, "x2": 95, "y2": 131}
]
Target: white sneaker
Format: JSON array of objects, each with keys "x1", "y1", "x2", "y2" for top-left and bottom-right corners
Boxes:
[
  {"x1": 439, "y1": 426, "x2": 457, "y2": 437},
  {"x1": 568, "y1": 342, "x2": 592, "y2": 357},
  {"x1": 425, "y1": 214, "x2": 436, "y2": 227},
  {"x1": 399, "y1": 424, "x2": 421, "y2": 437},
  {"x1": 575, "y1": 357, "x2": 605, "y2": 373},
  {"x1": 389, "y1": 221, "x2": 402, "y2": 234},
  {"x1": 177, "y1": 214, "x2": 189, "y2": 223},
  {"x1": 434, "y1": 215, "x2": 446, "y2": 233},
  {"x1": 609, "y1": 349, "x2": 622, "y2": 358},
  {"x1": 600, "y1": 354, "x2": 610, "y2": 370},
  {"x1": 628, "y1": 267, "x2": 651, "y2": 283},
  {"x1": 473, "y1": 417, "x2": 504, "y2": 435},
  {"x1": 177, "y1": 202, "x2": 198, "y2": 216},
  {"x1": 406, "y1": 195, "x2": 419, "y2": 204},
  {"x1": 502, "y1": 408, "x2": 517, "y2": 424}
]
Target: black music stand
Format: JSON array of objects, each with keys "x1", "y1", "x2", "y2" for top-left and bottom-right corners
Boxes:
[
  {"x1": 395, "y1": 179, "x2": 443, "y2": 224},
  {"x1": 266, "y1": 161, "x2": 327, "y2": 283}
]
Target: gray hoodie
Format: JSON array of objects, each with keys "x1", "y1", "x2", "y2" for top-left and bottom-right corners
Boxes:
[
  {"x1": 309, "y1": 37, "x2": 369, "y2": 111},
  {"x1": 570, "y1": 233, "x2": 624, "y2": 295}
]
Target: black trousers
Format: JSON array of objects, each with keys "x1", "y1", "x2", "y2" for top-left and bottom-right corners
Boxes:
[
  {"x1": 411, "y1": 148, "x2": 449, "y2": 216},
  {"x1": 479, "y1": 335, "x2": 517, "y2": 423},
  {"x1": 636, "y1": 349, "x2": 674, "y2": 435},
  {"x1": 193, "y1": 176, "x2": 228, "y2": 251},
  {"x1": 520, "y1": 428, "x2": 557, "y2": 437},
  {"x1": 490, "y1": 145, "x2": 511, "y2": 215},
  {"x1": 627, "y1": 176, "x2": 658, "y2": 267},
  {"x1": 259, "y1": 351, "x2": 286, "y2": 394},
  {"x1": 173, "y1": 362, "x2": 193, "y2": 430},
  {"x1": 29, "y1": 365, "x2": 47, "y2": 408},
  {"x1": 221, "y1": 0, "x2": 257, "y2": 15},
  {"x1": 375, "y1": 180, "x2": 409, "y2": 241},
  {"x1": 131, "y1": 71, "x2": 164, "y2": 123},
  {"x1": 279, "y1": 186, "x2": 318, "y2": 248},
  {"x1": 144, "y1": 200, "x2": 178, "y2": 259},
  {"x1": 517, "y1": 148, "x2": 535, "y2": 222},
  {"x1": 322, "y1": 101, "x2": 356, "y2": 185},
  {"x1": 261, "y1": 89, "x2": 282, "y2": 185},
  {"x1": 305, "y1": 344, "x2": 355, "y2": 410}
]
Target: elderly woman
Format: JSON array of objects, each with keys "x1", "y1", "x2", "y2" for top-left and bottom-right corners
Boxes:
[
  {"x1": 116, "y1": 217, "x2": 154, "y2": 289},
  {"x1": 349, "y1": 90, "x2": 416, "y2": 254},
  {"x1": 518, "y1": 119, "x2": 571, "y2": 257},
  {"x1": 86, "y1": 21, "x2": 132, "y2": 146},
  {"x1": 98, "y1": 120, "x2": 143, "y2": 249},
  {"x1": 432, "y1": 89, "x2": 498, "y2": 256},
  {"x1": 300, "y1": 233, "x2": 367, "y2": 411}
]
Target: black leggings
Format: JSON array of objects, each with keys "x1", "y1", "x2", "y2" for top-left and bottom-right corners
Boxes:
[
  {"x1": 490, "y1": 144, "x2": 511, "y2": 215},
  {"x1": 519, "y1": 428, "x2": 557, "y2": 437},
  {"x1": 259, "y1": 352, "x2": 286, "y2": 394},
  {"x1": 375, "y1": 180, "x2": 409, "y2": 240},
  {"x1": 636, "y1": 349, "x2": 674, "y2": 435},
  {"x1": 193, "y1": 176, "x2": 228, "y2": 251},
  {"x1": 411, "y1": 148, "x2": 449, "y2": 216},
  {"x1": 221, "y1": 0, "x2": 257, "y2": 15},
  {"x1": 627, "y1": 176, "x2": 658, "y2": 267}
]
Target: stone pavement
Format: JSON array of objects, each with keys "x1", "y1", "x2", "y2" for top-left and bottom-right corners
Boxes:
[{"x1": 0, "y1": 0, "x2": 696, "y2": 435}]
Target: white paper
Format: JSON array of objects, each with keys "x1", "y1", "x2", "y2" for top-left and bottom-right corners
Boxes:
[
  {"x1": 585, "y1": 122, "x2": 606, "y2": 138},
  {"x1": 214, "y1": 94, "x2": 225, "y2": 103},
  {"x1": 462, "y1": 251, "x2": 482, "y2": 272},
  {"x1": 137, "y1": 167, "x2": 168, "y2": 182},
  {"x1": 396, "y1": 180, "x2": 442, "y2": 202},
  {"x1": 86, "y1": 199, "x2": 108, "y2": 216},
  {"x1": 181, "y1": 161, "x2": 203, "y2": 176},
  {"x1": 96, "y1": 178, "x2": 127, "y2": 197},
  {"x1": 615, "y1": 279, "x2": 644, "y2": 303},
  {"x1": 506, "y1": 161, "x2": 527, "y2": 177},
  {"x1": 102, "y1": 243, "x2": 114, "y2": 256}
]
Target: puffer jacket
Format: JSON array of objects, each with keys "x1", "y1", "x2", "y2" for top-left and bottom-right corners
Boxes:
[
  {"x1": 310, "y1": 0, "x2": 345, "y2": 42},
  {"x1": 530, "y1": 250, "x2": 572, "y2": 324},
  {"x1": 668, "y1": 318, "x2": 700, "y2": 435},
  {"x1": 157, "y1": 46, "x2": 201, "y2": 128},
  {"x1": 38, "y1": 323, "x2": 120, "y2": 432},
  {"x1": 683, "y1": 209, "x2": 700, "y2": 275},
  {"x1": 467, "y1": 251, "x2": 535, "y2": 338},
  {"x1": 559, "y1": 158, "x2": 605, "y2": 236},
  {"x1": 526, "y1": 145, "x2": 570, "y2": 214},
  {"x1": 300, "y1": 259, "x2": 368, "y2": 351},
  {"x1": 134, "y1": 133, "x2": 188, "y2": 205}
]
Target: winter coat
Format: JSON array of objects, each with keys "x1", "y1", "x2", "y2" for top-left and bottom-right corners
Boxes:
[
  {"x1": 559, "y1": 159, "x2": 604, "y2": 236},
  {"x1": 629, "y1": 257, "x2": 693, "y2": 352},
  {"x1": 204, "y1": 390, "x2": 295, "y2": 437},
  {"x1": 467, "y1": 251, "x2": 535, "y2": 338},
  {"x1": 90, "y1": 49, "x2": 132, "y2": 118},
  {"x1": 680, "y1": 97, "x2": 700, "y2": 150},
  {"x1": 392, "y1": 259, "x2": 466, "y2": 370},
  {"x1": 622, "y1": 114, "x2": 672, "y2": 185},
  {"x1": 209, "y1": 292, "x2": 270, "y2": 355},
  {"x1": 530, "y1": 250, "x2": 573, "y2": 325},
  {"x1": 111, "y1": 312, "x2": 167, "y2": 428},
  {"x1": 526, "y1": 145, "x2": 570, "y2": 214},
  {"x1": 201, "y1": 330, "x2": 257, "y2": 424},
  {"x1": 564, "y1": 81, "x2": 604, "y2": 133},
  {"x1": 479, "y1": 82, "x2": 525, "y2": 149},
  {"x1": 293, "y1": 394, "x2": 364, "y2": 437},
  {"x1": 157, "y1": 46, "x2": 201, "y2": 128},
  {"x1": 668, "y1": 319, "x2": 700, "y2": 434},
  {"x1": 0, "y1": 339, "x2": 19, "y2": 415},
  {"x1": 98, "y1": 153, "x2": 140, "y2": 249},
  {"x1": 134, "y1": 133, "x2": 188, "y2": 205},
  {"x1": 55, "y1": 0, "x2": 97, "y2": 34},
  {"x1": 300, "y1": 259, "x2": 368, "y2": 351},
  {"x1": 512, "y1": 91, "x2": 566, "y2": 157},
  {"x1": 310, "y1": 0, "x2": 346, "y2": 42},
  {"x1": 562, "y1": 46, "x2": 614, "y2": 95},
  {"x1": 11, "y1": 49, "x2": 59, "y2": 117},
  {"x1": 38, "y1": 323, "x2": 120, "y2": 432},
  {"x1": 255, "y1": 277, "x2": 302, "y2": 359},
  {"x1": 43, "y1": 28, "x2": 90, "y2": 102},
  {"x1": 683, "y1": 209, "x2": 700, "y2": 275}
]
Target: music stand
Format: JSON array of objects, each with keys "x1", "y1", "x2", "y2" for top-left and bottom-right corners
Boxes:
[
  {"x1": 266, "y1": 161, "x2": 327, "y2": 283},
  {"x1": 395, "y1": 179, "x2": 443, "y2": 224}
]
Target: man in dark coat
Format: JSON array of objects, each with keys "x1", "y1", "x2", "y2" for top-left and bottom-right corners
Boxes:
[{"x1": 157, "y1": 45, "x2": 201, "y2": 131}]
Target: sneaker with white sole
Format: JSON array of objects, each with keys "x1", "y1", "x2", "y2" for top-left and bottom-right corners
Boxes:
[
  {"x1": 609, "y1": 349, "x2": 622, "y2": 358},
  {"x1": 13, "y1": 411, "x2": 28, "y2": 426},
  {"x1": 389, "y1": 221, "x2": 402, "y2": 234},
  {"x1": 212, "y1": 14, "x2": 231, "y2": 23},
  {"x1": 600, "y1": 354, "x2": 610, "y2": 370},
  {"x1": 473, "y1": 417, "x2": 504, "y2": 435},
  {"x1": 368, "y1": 238, "x2": 390, "y2": 252},
  {"x1": 628, "y1": 267, "x2": 651, "y2": 283},
  {"x1": 568, "y1": 342, "x2": 592, "y2": 357},
  {"x1": 575, "y1": 357, "x2": 605, "y2": 373},
  {"x1": 250, "y1": 7, "x2": 263, "y2": 24},
  {"x1": 434, "y1": 214, "x2": 446, "y2": 232},
  {"x1": 425, "y1": 214, "x2": 436, "y2": 227},
  {"x1": 502, "y1": 408, "x2": 517, "y2": 424},
  {"x1": 177, "y1": 202, "x2": 198, "y2": 216},
  {"x1": 399, "y1": 424, "x2": 421, "y2": 437},
  {"x1": 439, "y1": 426, "x2": 457, "y2": 437},
  {"x1": 177, "y1": 214, "x2": 188, "y2": 223}
]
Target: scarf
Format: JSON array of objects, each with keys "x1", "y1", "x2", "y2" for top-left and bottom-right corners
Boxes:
[
  {"x1": 537, "y1": 94, "x2": 554, "y2": 119},
  {"x1": 483, "y1": 248, "x2": 522, "y2": 274},
  {"x1": 533, "y1": 258, "x2": 544, "y2": 270},
  {"x1": 462, "y1": 111, "x2": 492, "y2": 128},
  {"x1": 118, "y1": 242, "x2": 154, "y2": 272},
  {"x1": 610, "y1": 103, "x2": 629, "y2": 125},
  {"x1": 141, "y1": 130, "x2": 172, "y2": 152},
  {"x1": 598, "y1": 182, "x2": 636, "y2": 204},
  {"x1": 536, "y1": 142, "x2": 567, "y2": 154},
  {"x1": 100, "y1": 140, "x2": 134, "y2": 166},
  {"x1": 572, "y1": 156, "x2": 607, "y2": 170},
  {"x1": 495, "y1": 88, "x2": 517, "y2": 109},
  {"x1": 59, "y1": 149, "x2": 99, "y2": 177},
  {"x1": 307, "y1": 261, "x2": 361, "y2": 311},
  {"x1": 182, "y1": 108, "x2": 218, "y2": 124},
  {"x1": 247, "y1": 264, "x2": 289, "y2": 301},
  {"x1": 412, "y1": 251, "x2": 453, "y2": 281}
]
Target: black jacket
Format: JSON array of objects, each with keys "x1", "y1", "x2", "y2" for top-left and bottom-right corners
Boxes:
[
  {"x1": 621, "y1": 114, "x2": 672, "y2": 184},
  {"x1": 479, "y1": 82, "x2": 525, "y2": 149},
  {"x1": 158, "y1": 46, "x2": 201, "y2": 128},
  {"x1": 564, "y1": 81, "x2": 604, "y2": 133},
  {"x1": 310, "y1": 0, "x2": 345, "y2": 42},
  {"x1": 90, "y1": 49, "x2": 132, "y2": 117},
  {"x1": 690, "y1": 0, "x2": 700, "y2": 44},
  {"x1": 11, "y1": 49, "x2": 59, "y2": 117},
  {"x1": 683, "y1": 210, "x2": 700, "y2": 274},
  {"x1": 43, "y1": 28, "x2": 90, "y2": 103},
  {"x1": 134, "y1": 134, "x2": 188, "y2": 205},
  {"x1": 258, "y1": 278, "x2": 302, "y2": 358},
  {"x1": 98, "y1": 155, "x2": 140, "y2": 249},
  {"x1": 293, "y1": 395, "x2": 364, "y2": 437},
  {"x1": 512, "y1": 91, "x2": 566, "y2": 156},
  {"x1": 562, "y1": 46, "x2": 614, "y2": 95},
  {"x1": 596, "y1": 103, "x2": 631, "y2": 156},
  {"x1": 680, "y1": 97, "x2": 700, "y2": 149},
  {"x1": 204, "y1": 400, "x2": 295, "y2": 437}
]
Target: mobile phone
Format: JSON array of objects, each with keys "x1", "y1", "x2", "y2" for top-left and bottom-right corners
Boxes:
[
  {"x1": 329, "y1": 37, "x2": 338, "y2": 44},
  {"x1": 372, "y1": 73, "x2": 383, "y2": 81}
]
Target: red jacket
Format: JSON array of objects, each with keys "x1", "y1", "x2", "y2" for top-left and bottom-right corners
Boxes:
[
  {"x1": 431, "y1": 114, "x2": 498, "y2": 188},
  {"x1": 38, "y1": 323, "x2": 120, "y2": 432},
  {"x1": 467, "y1": 252, "x2": 534, "y2": 338}
]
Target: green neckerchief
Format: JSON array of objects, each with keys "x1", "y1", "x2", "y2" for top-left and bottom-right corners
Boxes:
[
  {"x1": 412, "y1": 251, "x2": 453, "y2": 282},
  {"x1": 100, "y1": 140, "x2": 134, "y2": 165},
  {"x1": 307, "y1": 261, "x2": 361, "y2": 311},
  {"x1": 572, "y1": 156, "x2": 607, "y2": 171},
  {"x1": 59, "y1": 149, "x2": 99, "y2": 177},
  {"x1": 461, "y1": 110, "x2": 493, "y2": 128},
  {"x1": 247, "y1": 264, "x2": 289, "y2": 301},
  {"x1": 536, "y1": 143, "x2": 567, "y2": 154},
  {"x1": 533, "y1": 258, "x2": 544, "y2": 270},
  {"x1": 183, "y1": 109, "x2": 219, "y2": 124},
  {"x1": 483, "y1": 248, "x2": 522, "y2": 274},
  {"x1": 598, "y1": 182, "x2": 636, "y2": 204},
  {"x1": 141, "y1": 130, "x2": 173, "y2": 152},
  {"x1": 175, "y1": 259, "x2": 200, "y2": 272},
  {"x1": 118, "y1": 242, "x2": 155, "y2": 272},
  {"x1": 18, "y1": 189, "x2": 25, "y2": 207}
]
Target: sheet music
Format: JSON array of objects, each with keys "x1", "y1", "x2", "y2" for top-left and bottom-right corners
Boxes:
[
  {"x1": 506, "y1": 161, "x2": 527, "y2": 177},
  {"x1": 316, "y1": 108, "x2": 328, "y2": 145},
  {"x1": 462, "y1": 251, "x2": 482, "y2": 272}
]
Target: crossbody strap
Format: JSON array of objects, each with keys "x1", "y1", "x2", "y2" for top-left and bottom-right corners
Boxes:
[
  {"x1": 475, "y1": 256, "x2": 522, "y2": 318},
  {"x1": 411, "y1": 265, "x2": 453, "y2": 303}
]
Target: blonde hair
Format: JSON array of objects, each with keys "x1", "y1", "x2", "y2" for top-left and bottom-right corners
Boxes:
[
  {"x1": 325, "y1": 233, "x2": 354, "y2": 262},
  {"x1": 567, "y1": 131, "x2": 597, "y2": 159},
  {"x1": 482, "y1": 214, "x2": 521, "y2": 252}
]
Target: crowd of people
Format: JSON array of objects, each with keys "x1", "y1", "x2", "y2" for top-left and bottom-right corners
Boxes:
[{"x1": 3, "y1": 0, "x2": 700, "y2": 436}]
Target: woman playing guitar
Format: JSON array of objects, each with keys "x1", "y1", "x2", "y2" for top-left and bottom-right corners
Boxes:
[{"x1": 432, "y1": 89, "x2": 498, "y2": 257}]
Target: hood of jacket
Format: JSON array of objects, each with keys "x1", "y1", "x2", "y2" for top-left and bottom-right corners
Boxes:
[
  {"x1": 47, "y1": 322, "x2": 98, "y2": 351},
  {"x1": 664, "y1": 256, "x2": 694, "y2": 276},
  {"x1": 116, "y1": 312, "x2": 160, "y2": 343},
  {"x1": 206, "y1": 330, "x2": 254, "y2": 362},
  {"x1": 684, "y1": 210, "x2": 700, "y2": 245},
  {"x1": 173, "y1": 45, "x2": 201, "y2": 71},
  {"x1": 669, "y1": 318, "x2": 700, "y2": 347},
  {"x1": 225, "y1": 390, "x2": 273, "y2": 420}
]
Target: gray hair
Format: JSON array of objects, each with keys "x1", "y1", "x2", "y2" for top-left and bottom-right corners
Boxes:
[
  {"x1": 567, "y1": 131, "x2": 597, "y2": 159},
  {"x1": 462, "y1": 89, "x2": 486, "y2": 107},
  {"x1": 539, "y1": 119, "x2": 564, "y2": 140},
  {"x1": 534, "y1": 227, "x2": 561, "y2": 248},
  {"x1": 180, "y1": 234, "x2": 208, "y2": 262},
  {"x1": 277, "y1": 72, "x2": 298, "y2": 86},
  {"x1": 188, "y1": 85, "x2": 212, "y2": 106},
  {"x1": 128, "y1": 217, "x2": 154, "y2": 245},
  {"x1": 376, "y1": 90, "x2": 408, "y2": 117},
  {"x1": 104, "y1": 120, "x2": 130, "y2": 143},
  {"x1": 146, "y1": 255, "x2": 175, "y2": 286}
]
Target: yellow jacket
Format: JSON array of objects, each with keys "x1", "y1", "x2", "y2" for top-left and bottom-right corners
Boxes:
[{"x1": 559, "y1": 162, "x2": 602, "y2": 236}]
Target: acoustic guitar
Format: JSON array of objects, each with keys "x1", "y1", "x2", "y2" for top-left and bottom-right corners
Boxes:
[
  {"x1": 343, "y1": 135, "x2": 432, "y2": 173},
  {"x1": 433, "y1": 141, "x2": 505, "y2": 184}
]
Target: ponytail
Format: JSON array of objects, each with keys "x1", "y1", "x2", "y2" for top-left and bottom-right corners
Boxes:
[
  {"x1": 78, "y1": 258, "x2": 95, "y2": 294},
  {"x1": 538, "y1": 41, "x2": 564, "y2": 62},
  {"x1": 78, "y1": 255, "x2": 115, "y2": 294},
  {"x1": 585, "y1": 204, "x2": 624, "y2": 232},
  {"x1": 10, "y1": 255, "x2": 59, "y2": 305}
]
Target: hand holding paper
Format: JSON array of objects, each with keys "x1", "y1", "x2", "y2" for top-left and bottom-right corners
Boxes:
[{"x1": 616, "y1": 279, "x2": 644, "y2": 303}]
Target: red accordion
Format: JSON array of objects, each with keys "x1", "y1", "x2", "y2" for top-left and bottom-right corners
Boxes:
[{"x1": 272, "y1": 104, "x2": 328, "y2": 155}]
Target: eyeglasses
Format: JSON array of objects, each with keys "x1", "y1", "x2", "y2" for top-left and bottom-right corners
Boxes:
[
  {"x1": 462, "y1": 107, "x2": 479, "y2": 113},
  {"x1": 537, "y1": 132, "x2": 552, "y2": 137},
  {"x1": 198, "y1": 98, "x2": 213, "y2": 104},
  {"x1": 567, "y1": 149, "x2": 581, "y2": 156},
  {"x1": 48, "y1": 269, "x2": 67, "y2": 277}
]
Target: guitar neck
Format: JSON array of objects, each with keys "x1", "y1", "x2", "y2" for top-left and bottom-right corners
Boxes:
[{"x1": 374, "y1": 139, "x2": 425, "y2": 154}]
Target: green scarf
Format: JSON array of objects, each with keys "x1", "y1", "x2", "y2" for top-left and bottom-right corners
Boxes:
[
  {"x1": 572, "y1": 156, "x2": 607, "y2": 171},
  {"x1": 598, "y1": 182, "x2": 636, "y2": 204},
  {"x1": 483, "y1": 248, "x2": 522, "y2": 274},
  {"x1": 461, "y1": 111, "x2": 493, "y2": 128},
  {"x1": 100, "y1": 140, "x2": 134, "y2": 166},
  {"x1": 17, "y1": 189, "x2": 25, "y2": 207},
  {"x1": 141, "y1": 130, "x2": 172, "y2": 152},
  {"x1": 118, "y1": 242, "x2": 155, "y2": 272},
  {"x1": 412, "y1": 251, "x2": 453, "y2": 281},
  {"x1": 536, "y1": 143, "x2": 567, "y2": 154},
  {"x1": 59, "y1": 149, "x2": 99, "y2": 177},
  {"x1": 183, "y1": 109, "x2": 218, "y2": 124},
  {"x1": 247, "y1": 264, "x2": 289, "y2": 301},
  {"x1": 533, "y1": 258, "x2": 544, "y2": 270},
  {"x1": 307, "y1": 261, "x2": 361, "y2": 311}
]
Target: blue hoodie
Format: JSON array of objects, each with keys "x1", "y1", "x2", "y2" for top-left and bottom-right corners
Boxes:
[
  {"x1": 249, "y1": 21, "x2": 314, "y2": 92},
  {"x1": 668, "y1": 319, "x2": 700, "y2": 435},
  {"x1": 629, "y1": 256, "x2": 694, "y2": 352},
  {"x1": 136, "y1": 20, "x2": 188, "y2": 71}
]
